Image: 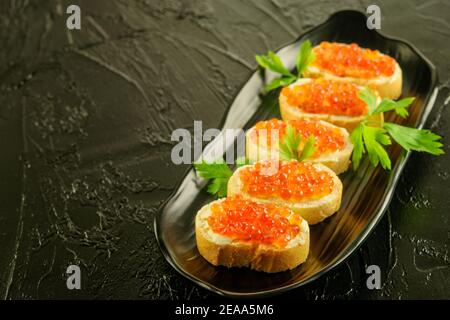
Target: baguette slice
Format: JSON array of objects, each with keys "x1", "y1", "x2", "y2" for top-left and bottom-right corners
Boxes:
[
  {"x1": 196, "y1": 197, "x2": 310, "y2": 273},
  {"x1": 228, "y1": 160, "x2": 343, "y2": 225},
  {"x1": 280, "y1": 78, "x2": 383, "y2": 132},
  {"x1": 246, "y1": 118, "x2": 353, "y2": 174},
  {"x1": 303, "y1": 42, "x2": 402, "y2": 99}
]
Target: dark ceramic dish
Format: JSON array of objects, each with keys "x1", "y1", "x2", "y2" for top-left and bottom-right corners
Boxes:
[{"x1": 154, "y1": 10, "x2": 438, "y2": 297}]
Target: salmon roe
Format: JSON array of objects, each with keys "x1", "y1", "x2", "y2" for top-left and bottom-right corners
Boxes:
[
  {"x1": 208, "y1": 196, "x2": 301, "y2": 248},
  {"x1": 312, "y1": 41, "x2": 396, "y2": 78},
  {"x1": 251, "y1": 118, "x2": 345, "y2": 156},
  {"x1": 281, "y1": 79, "x2": 367, "y2": 116},
  {"x1": 239, "y1": 160, "x2": 334, "y2": 202}
]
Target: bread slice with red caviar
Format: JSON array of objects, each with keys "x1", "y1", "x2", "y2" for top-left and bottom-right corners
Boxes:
[
  {"x1": 196, "y1": 196, "x2": 310, "y2": 273},
  {"x1": 246, "y1": 118, "x2": 353, "y2": 174},
  {"x1": 279, "y1": 78, "x2": 382, "y2": 132},
  {"x1": 227, "y1": 160, "x2": 342, "y2": 225},
  {"x1": 303, "y1": 41, "x2": 402, "y2": 99}
]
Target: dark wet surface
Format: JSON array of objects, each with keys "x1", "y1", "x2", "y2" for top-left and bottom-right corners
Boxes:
[{"x1": 0, "y1": 0, "x2": 448, "y2": 299}]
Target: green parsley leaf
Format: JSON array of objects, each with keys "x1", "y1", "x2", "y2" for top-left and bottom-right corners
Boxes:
[
  {"x1": 373, "y1": 97, "x2": 415, "y2": 118},
  {"x1": 350, "y1": 123, "x2": 365, "y2": 170},
  {"x1": 193, "y1": 160, "x2": 233, "y2": 197},
  {"x1": 279, "y1": 124, "x2": 302, "y2": 161},
  {"x1": 265, "y1": 75, "x2": 297, "y2": 92},
  {"x1": 193, "y1": 160, "x2": 232, "y2": 179},
  {"x1": 296, "y1": 40, "x2": 315, "y2": 76},
  {"x1": 256, "y1": 51, "x2": 294, "y2": 77},
  {"x1": 362, "y1": 126, "x2": 392, "y2": 170},
  {"x1": 384, "y1": 123, "x2": 444, "y2": 155},
  {"x1": 357, "y1": 87, "x2": 378, "y2": 115},
  {"x1": 256, "y1": 40, "x2": 315, "y2": 93},
  {"x1": 352, "y1": 90, "x2": 442, "y2": 171},
  {"x1": 206, "y1": 178, "x2": 229, "y2": 197},
  {"x1": 279, "y1": 124, "x2": 315, "y2": 162},
  {"x1": 298, "y1": 135, "x2": 316, "y2": 161}
]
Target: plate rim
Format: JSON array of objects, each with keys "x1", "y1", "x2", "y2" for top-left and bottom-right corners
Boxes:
[{"x1": 153, "y1": 9, "x2": 438, "y2": 298}]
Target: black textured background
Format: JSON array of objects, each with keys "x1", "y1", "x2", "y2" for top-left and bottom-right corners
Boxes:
[{"x1": 0, "y1": 0, "x2": 448, "y2": 300}]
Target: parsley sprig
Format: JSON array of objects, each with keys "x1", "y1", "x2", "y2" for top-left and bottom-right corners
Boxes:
[
  {"x1": 255, "y1": 40, "x2": 315, "y2": 92},
  {"x1": 279, "y1": 124, "x2": 316, "y2": 162},
  {"x1": 193, "y1": 160, "x2": 233, "y2": 198},
  {"x1": 351, "y1": 88, "x2": 444, "y2": 170},
  {"x1": 193, "y1": 157, "x2": 249, "y2": 197}
]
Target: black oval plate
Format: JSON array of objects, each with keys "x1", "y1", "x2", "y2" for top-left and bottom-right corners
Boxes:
[{"x1": 154, "y1": 10, "x2": 438, "y2": 297}]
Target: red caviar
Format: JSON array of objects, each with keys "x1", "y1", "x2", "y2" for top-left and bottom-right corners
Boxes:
[
  {"x1": 281, "y1": 79, "x2": 367, "y2": 116},
  {"x1": 239, "y1": 160, "x2": 334, "y2": 202},
  {"x1": 208, "y1": 197, "x2": 301, "y2": 248},
  {"x1": 251, "y1": 118, "x2": 345, "y2": 156},
  {"x1": 312, "y1": 42, "x2": 396, "y2": 78}
]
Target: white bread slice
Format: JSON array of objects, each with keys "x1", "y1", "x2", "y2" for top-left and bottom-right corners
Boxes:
[
  {"x1": 279, "y1": 78, "x2": 383, "y2": 133},
  {"x1": 227, "y1": 161, "x2": 343, "y2": 225},
  {"x1": 195, "y1": 198, "x2": 310, "y2": 273},
  {"x1": 246, "y1": 119, "x2": 353, "y2": 175},
  {"x1": 303, "y1": 44, "x2": 402, "y2": 100}
]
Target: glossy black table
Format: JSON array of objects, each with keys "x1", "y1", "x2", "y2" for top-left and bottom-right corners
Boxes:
[{"x1": 0, "y1": 0, "x2": 448, "y2": 299}]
